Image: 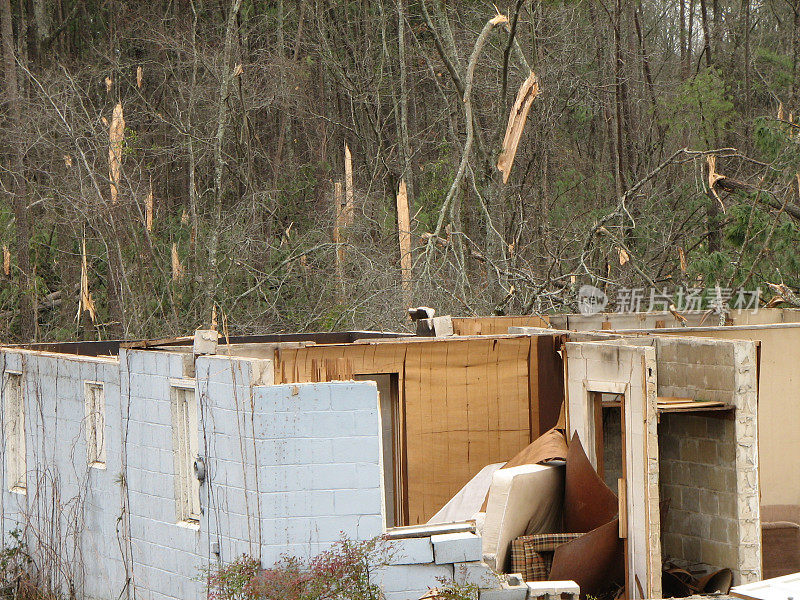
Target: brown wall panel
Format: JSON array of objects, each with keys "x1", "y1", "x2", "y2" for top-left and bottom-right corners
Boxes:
[{"x1": 535, "y1": 335, "x2": 565, "y2": 434}]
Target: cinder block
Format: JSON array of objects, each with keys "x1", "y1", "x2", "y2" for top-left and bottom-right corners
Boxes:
[
  {"x1": 352, "y1": 409, "x2": 382, "y2": 436},
  {"x1": 432, "y1": 532, "x2": 482, "y2": 564},
  {"x1": 196, "y1": 355, "x2": 253, "y2": 387},
  {"x1": 526, "y1": 580, "x2": 580, "y2": 599},
  {"x1": 193, "y1": 329, "x2": 218, "y2": 355},
  {"x1": 312, "y1": 411, "x2": 356, "y2": 437},
  {"x1": 431, "y1": 316, "x2": 454, "y2": 336},
  {"x1": 373, "y1": 563, "x2": 454, "y2": 593},
  {"x1": 307, "y1": 463, "x2": 359, "y2": 490},
  {"x1": 387, "y1": 537, "x2": 434, "y2": 565},
  {"x1": 453, "y1": 561, "x2": 498, "y2": 588},
  {"x1": 328, "y1": 381, "x2": 378, "y2": 411},
  {"x1": 478, "y1": 581, "x2": 528, "y2": 600},
  {"x1": 354, "y1": 463, "x2": 381, "y2": 490},
  {"x1": 334, "y1": 488, "x2": 382, "y2": 516},
  {"x1": 333, "y1": 436, "x2": 380, "y2": 463}
]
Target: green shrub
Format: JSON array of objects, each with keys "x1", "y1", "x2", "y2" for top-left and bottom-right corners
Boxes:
[{"x1": 206, "y1": 534, "x2": 393, "y2": 600}]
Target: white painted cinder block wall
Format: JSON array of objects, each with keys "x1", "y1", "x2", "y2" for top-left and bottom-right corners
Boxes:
[
  {"x1": 0, "y1": 347, "x2": 383, "y2": 600},
  {"x1": 0, "y1": 350, "x2": 125, "y2": 600}
]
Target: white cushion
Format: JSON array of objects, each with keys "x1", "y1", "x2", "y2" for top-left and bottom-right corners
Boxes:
[{"x1": 481, "y1": 463, "x2": 564, "y2": 572}]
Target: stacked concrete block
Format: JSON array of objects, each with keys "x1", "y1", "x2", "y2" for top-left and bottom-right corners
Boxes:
[
  {"x1": 658, "y1": 411, "x2": 739, "y2": 572},
  {"x1": 121, "y1": 348, "x2": 207, "y2": 599},
  {"x1": 374, "y1": 563, "x2": 455, "y2": 600},
  {"x1": 193, "y1": 329, "x2": 218, "y2": 355},
  {"x1": 601, "y1": 407, "x2": 623, "y2": 488},
  {"x1": 377, "y1": 532, "x2": 569, "y2": 600},
  {"x1": 453, "y1": 561, "x2": 499, "y2": 588},
  {"x1": 389, "y1": 537, "x2": 435, "y2": 564},
  {"x1": 730, "y1": 339, "x2": 761, "y2": 584},
  {"x1": 0, "y1": 344, "x2": 388, "y2": 600},
  {"x1": 655, "y1": 337, "x2": 736, "y2": 405},
  {"x1": 526, "y1": 580, "x2": 580, "y2": 600},
  {"x1": 252, "y1": 380, "x2": 384, "y2": 564},
  {"x1": 477, "y1": 574, "x2": 529, "y2": 600},
  {"x1": 0, "y1": 350, "x2": 126, "y2": 600},
  {"x1": 432, "y1": 532, "x2": 483, "y2": 564}
]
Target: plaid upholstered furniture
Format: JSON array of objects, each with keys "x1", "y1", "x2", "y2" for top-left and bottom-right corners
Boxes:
[{"x1": 510, "y1": 533, "x2": 583, "y2": 581}]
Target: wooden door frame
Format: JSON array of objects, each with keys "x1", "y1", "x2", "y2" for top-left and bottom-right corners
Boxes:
[
  {"x1": 355, "y1": 373, "x2": 405, "y2": 527},
  {"x1": 586, "y1": 385, "x2": 630, "y2": 599}
]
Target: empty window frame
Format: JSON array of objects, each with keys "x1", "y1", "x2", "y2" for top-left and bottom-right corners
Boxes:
[
  {"x1": 3, "y1": 373, "x2": 26, "y2": 493},
  {"x1": 85, "y1": 382, "x2": 106, "y2": 467},
  {"x1": 171, "y1": 384, "x2": 200, "y2": 524}
]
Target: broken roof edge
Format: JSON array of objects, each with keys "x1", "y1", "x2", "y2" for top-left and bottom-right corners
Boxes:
[
  {"x1": 7, "y1": 330, "x2": 412, "y2": 357},
  {"x1": 0, "y1": 345, "x2": 120, "y2": 364}
]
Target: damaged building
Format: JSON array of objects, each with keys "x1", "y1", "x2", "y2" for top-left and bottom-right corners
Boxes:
[{"x1": 0, "y1": 310, "x2": 787, "y2": 600}]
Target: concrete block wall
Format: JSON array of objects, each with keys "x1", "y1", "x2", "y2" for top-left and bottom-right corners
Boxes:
[
  {"x1": 730, "y1": 341, "x2": 761, "y2": 584},
  {"x1": 565, "y1": 341, "x2": 661, "y2": 599},
  {"x1": 249, "y1": 379, "x2": 384, "y2": 564},
  {"x1": 123, "y1": 350, "x2": 384, "y2": 598},
  {"x1": 654, "y1": 337, "x2": 736, "y2": 404},
  {"x1": 0, "y1": 350, "x2": 125, "y2": 600},
  {"x1": 652, "y1": 337, "x2": 760, "y2": 584},
  {"x1": 658, "y1": 413, "x2": 737, "y2": 572},
  {"x1": 121, "y1": 347, "x2": 208, "y2": 600},
  {"x1": 1, "y1": 346, "x2": 385, "y2": 600},
  {"x1": 601, "y1": 407, "x2": 623, "y2": 490}
]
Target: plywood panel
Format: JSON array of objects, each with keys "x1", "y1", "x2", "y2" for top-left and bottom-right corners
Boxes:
[{"x1": 403, "y1": 338, "x2": 533, "y2": 522}]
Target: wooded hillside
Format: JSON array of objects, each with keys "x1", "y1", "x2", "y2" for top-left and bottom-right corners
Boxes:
[{"x1": 1, "y1": 0, "x2": 799, "y2": 341}]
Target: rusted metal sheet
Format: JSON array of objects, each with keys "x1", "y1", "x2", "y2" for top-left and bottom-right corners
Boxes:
[
  {"x1": 503, "y1": 427, "x2": 568, "y2": 469},
  {"x1": 563, "y1": 433, "x2": 619, "y2": 533},
  {"x1": 663, "y1": 565, "x2": 733, "y2": 597},
  {"x1": 549, "y1": 518, "x2": 625, "y2": 598}
]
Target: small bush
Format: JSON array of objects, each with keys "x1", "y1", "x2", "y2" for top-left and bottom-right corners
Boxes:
[
  {"x1": 0, "y1": 529, "x2": 54, "y2": 600},
  {"x1": 430, "y1": 578, "x2": 480, "y2": 600},
  {"x1": 207, "y1": 534, "x2": 393, "y2": 600}
]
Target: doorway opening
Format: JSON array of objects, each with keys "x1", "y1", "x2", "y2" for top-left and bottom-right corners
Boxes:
[{"x1": 355, "y1": 373, "x2": 403, "y2": 527}]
